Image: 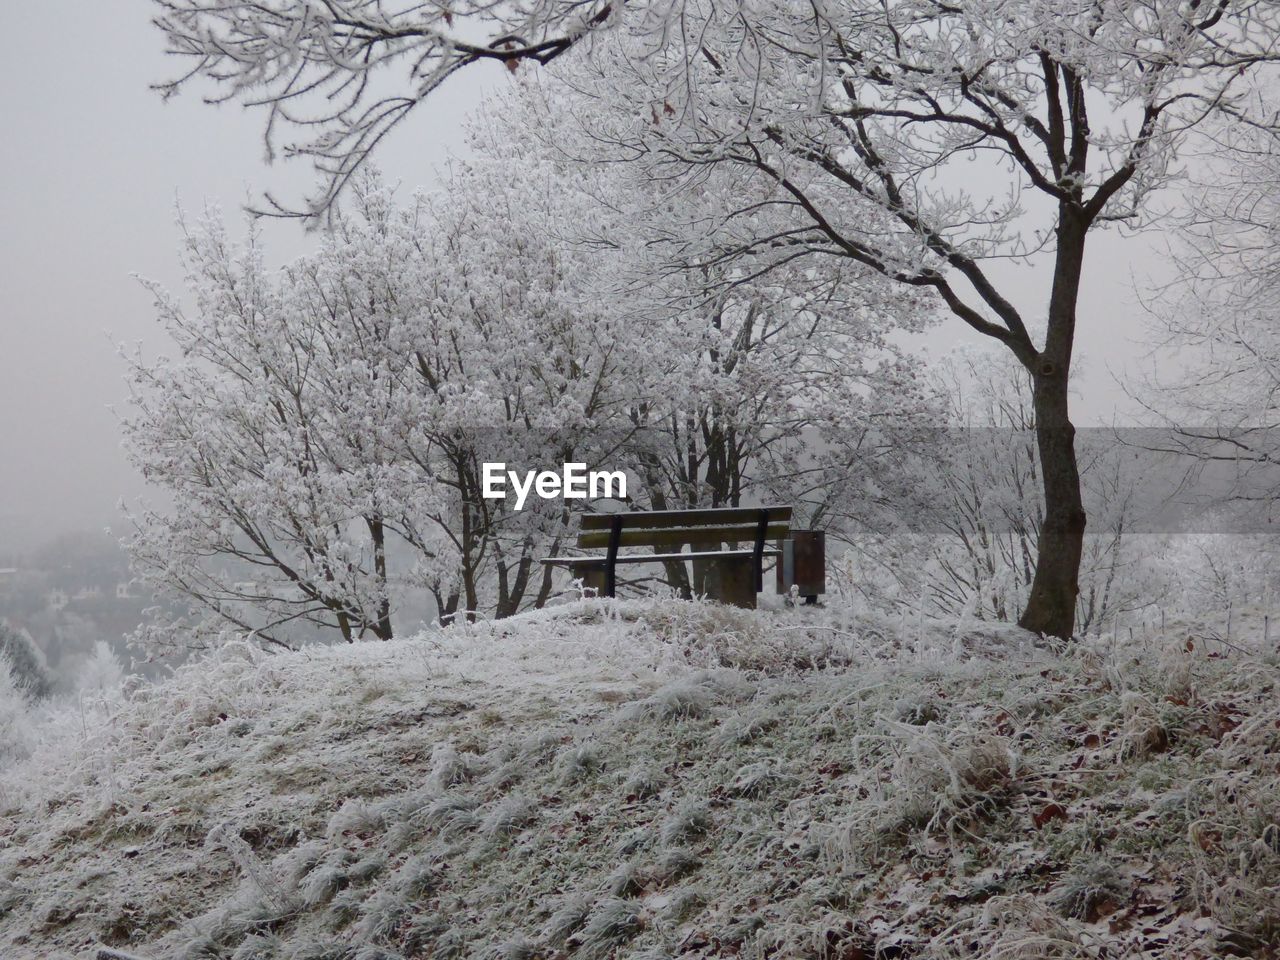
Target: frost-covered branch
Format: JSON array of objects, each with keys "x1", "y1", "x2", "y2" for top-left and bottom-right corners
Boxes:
[{"x1": 151, "y1": 0, "x2": 620, "y2": 217}]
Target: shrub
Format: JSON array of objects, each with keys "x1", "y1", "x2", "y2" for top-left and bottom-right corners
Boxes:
[
  {"x1": 0, "y1": 624, "x2": 53, "y2": 700},
  {"x1": 0, "y1": 663, "x2": 35, "y2": 766}
]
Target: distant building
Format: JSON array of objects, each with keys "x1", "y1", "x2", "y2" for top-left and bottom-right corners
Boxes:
[
  {"x1": 115, "y1": 582, "x2": 134, "y2": 600},
  {"x1": 46, "y1": 588, "x2": 68, "y2": 612}
]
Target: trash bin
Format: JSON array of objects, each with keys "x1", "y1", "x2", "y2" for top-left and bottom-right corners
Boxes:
[{"x1": 776, "y1": 530, "x2": 825, "y2": 604}]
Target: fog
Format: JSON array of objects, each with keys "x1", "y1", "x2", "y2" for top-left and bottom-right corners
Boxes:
[
  {"x1": 0, "y1": 2, "x2": 493, "y2": 553},
  {"x1": 0, "y1": 3, "x2": 1166, "y2": 555}
]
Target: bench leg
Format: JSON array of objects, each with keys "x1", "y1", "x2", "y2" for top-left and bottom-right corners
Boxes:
[{"x1": 704, "y1": 555, "x2": 757, "y2": 609}]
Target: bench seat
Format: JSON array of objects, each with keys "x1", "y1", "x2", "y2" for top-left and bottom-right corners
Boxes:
[{"x1": 541, "y1": 548, "x2": 781, "y2": 566}]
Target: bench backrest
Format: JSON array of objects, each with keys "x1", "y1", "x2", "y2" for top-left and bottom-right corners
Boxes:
[{"x1": 577, "y1": 506, "x2": 792, "y2": 549}]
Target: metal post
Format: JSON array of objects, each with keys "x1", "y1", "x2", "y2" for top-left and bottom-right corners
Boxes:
[{"x1": 604, "y1": 514, "x2": 622, "y2": 598}]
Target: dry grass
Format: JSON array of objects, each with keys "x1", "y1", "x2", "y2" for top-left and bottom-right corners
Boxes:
[{"x1": 1, "y1": 599, "x2": 1277, "y2": 959}]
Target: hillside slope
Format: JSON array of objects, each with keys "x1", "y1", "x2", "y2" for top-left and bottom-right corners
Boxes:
[{"x1": 2, "y1": 600, "x2": 1279, "y2": 960}]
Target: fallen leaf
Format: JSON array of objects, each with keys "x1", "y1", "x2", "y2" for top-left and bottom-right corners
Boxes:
[{"x1": 1033, "y1": 802, "x2": 1068, "y2": 830}]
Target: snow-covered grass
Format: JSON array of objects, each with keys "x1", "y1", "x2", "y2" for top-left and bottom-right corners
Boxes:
[{"x1": 2, "y1": 598, "x2": 1279, "y2": 959}]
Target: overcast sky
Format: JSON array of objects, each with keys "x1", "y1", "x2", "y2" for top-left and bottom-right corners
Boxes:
[
  {"x1": 0, "y1": 3, "x2": 1167, "y2": 552},
  {"x1": 0, "y1": 3, "x2": 494, "y2": 551}
]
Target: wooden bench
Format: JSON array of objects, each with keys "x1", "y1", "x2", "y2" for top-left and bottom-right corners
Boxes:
[{"x1": 540, "y1": 506, "x2": 792, "y2": 608}]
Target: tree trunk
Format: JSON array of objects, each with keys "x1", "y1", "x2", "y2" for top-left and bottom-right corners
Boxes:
[
  {"x1": 532, "y1": 550, "x2": 558, "y2": 609},
  {"x1": 495, "y1": 542, "x2": 533, "y2": 619},
  {"x1": 437, "y1": 589, "x2": 460, "y2": 624},
  {"x1": 1018, "y1": 370, "x2": 1085, "y2": 638},
  {"x1": 1018, "y1": 209, "x2": 1087, "y2": 640},
  {"x1": 367, "y1": 516, "x2": 394, "y2": 640},
  {"x1": 457, "y1": 461, "x2": 480, "y2": 623},
  {"x1": 461, "y1": 561, "x2": 478, "y2": 623},
  {"x1": 335, "y1": 608, "x2": 354, "y2": 644}
]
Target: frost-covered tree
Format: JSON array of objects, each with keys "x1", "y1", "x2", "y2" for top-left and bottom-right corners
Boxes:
[
  {"x1": 615, "y1": 243, "x2": 937, "y2": 520},
  {"x1": 152, "y1": 0, "x2": 622, "y2": 217},
  {"x1": 1143, "y1": 116, "x2": 1280, "y2": 519},
  {"x1": 0, "y1": 662, "x2": 34, "y2": 767},
  {"x1": 613, "y1": 261, "x2": 938, "y2": 596},
  {"x1": 838, "y1": 352, "x2": 1154, "y2": 634},
  {"x1": 403, "y1": 148, "x2": 652, "y2": 619},
  {"x1": 531, "y1": 3, "x2": 1280, "y2": 639},
  {"x1": 155, "y1": 1, "x2": 1280, "y2": 638},
  {"x1": 125, "y1": 162, "x2": 664, "y2": 638},
  {"x1": 0, "y1": 624, "x2": 53, "y2": 701},
  {"x1": 455, "y1": 94, "x2": 942, "y2": 599},
  {"x1": 124, "y1": 187, "x2": 450, "y2": 651},
  {"x1": 0, "y1": 624, "x2": 47, "y2": 768}
]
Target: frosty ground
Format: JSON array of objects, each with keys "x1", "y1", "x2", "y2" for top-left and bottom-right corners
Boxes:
[{"x1": 2, "y1": 599, "x2": 1279, "y2": 960}]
